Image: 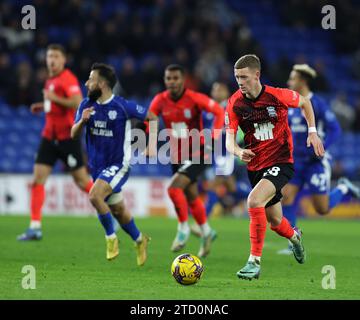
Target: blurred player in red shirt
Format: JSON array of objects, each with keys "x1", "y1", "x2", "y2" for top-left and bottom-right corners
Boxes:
[
  {"x1": 225, "y1": 55, "x2": 324, "y2": 280},
  {"x1": 146, "y1": 64, "x2": 224, "y2": 258},
  {"x1": 17, "y1": 44, "x2": 93, "y2": 241}
]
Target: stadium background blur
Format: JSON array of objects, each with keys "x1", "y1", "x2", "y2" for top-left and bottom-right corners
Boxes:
[{"x1": 0, "y1": 0, "x2": 360, "y2": 218}]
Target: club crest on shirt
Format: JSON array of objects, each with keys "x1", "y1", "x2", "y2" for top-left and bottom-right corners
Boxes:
[
  {"x1": 108, "y1": 110, "x2": 117, "y2": 120},
  {"x1": 136, "y1": 104, "x2": 146, "y2": 114},
  {"x1": 184, "y1": 109, "x2": 192, "y2": 119},
  {"x1": 266, "y1": 106, "x2": 277, "y2": 118}
]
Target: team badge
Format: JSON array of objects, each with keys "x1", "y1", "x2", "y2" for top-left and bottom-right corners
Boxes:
[
  {"x1": 266, "y1": 106, "x2": 277, "y2": 118},
  {"x1": 136, "y1": 104, "x2": 146, "y2": 114},
  {"x1": 184, "y1": 109, "x2": 192, "y2": 119},
  {"x1": 108, "y1": 110, "x2": 117, "y2": 120}
]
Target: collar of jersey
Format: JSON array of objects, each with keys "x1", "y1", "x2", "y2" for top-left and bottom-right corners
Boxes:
[
  {"x1": 243, "y1": 84, "x2": 266, "y2": 102},
  {"x1": 167, "y1": 88, "x2": 186, "y2": 102},
  {"x1": 96, "y1": 94, "x2": 114, "y2": 105}
]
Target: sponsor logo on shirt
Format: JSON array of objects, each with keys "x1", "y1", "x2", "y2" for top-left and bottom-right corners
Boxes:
[{"x1": 91, "y1": 120, "x2": 113, "y2": 137}]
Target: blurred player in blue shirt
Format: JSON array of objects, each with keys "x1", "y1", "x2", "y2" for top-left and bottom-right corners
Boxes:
[
  {"x1": 279, "y1": 64, "x2": 360, "y2": 254},
  {"x1": 71, "y1": 63, "x2": 157, "y2": 264}
]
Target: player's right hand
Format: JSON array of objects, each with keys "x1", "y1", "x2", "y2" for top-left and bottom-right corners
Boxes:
[
  {"x1": 236, "y1": 148, "x2": 256, "y2": 163},
  {"x1": 82, "y1": 107, "x2": 95, "y2": 122},
  {"x1": 30, "y1": 102, "x2": 44, "y2": 114}
]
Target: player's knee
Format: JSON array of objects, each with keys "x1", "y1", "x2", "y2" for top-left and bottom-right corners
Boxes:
[
  {"x1": 89, "y1": 191, "x2": 102, "y2": 207},
  {"x1": 113, "y1": 202, "x2": 125, "y2": 216},
  {"x1": 247, "y1": 194, "x2": 264, "y2": 208},
  {"x1": 185, "y1": 191, "x2": 197, "y2": 203},
  {"x1": 269, "y1": 215, "x2": 282, "y2": 227},
  {"x1": 33, "y1": 174, "x2": 46, "y2": 185},
  {"x1": 314, "y1": 205, "x2": 330, "y2": 216},
  {"x1": 282, "y1": 194, "x2": 294, "y2": 206},
  {"x1": 73, "y1": 176, "x2": 83, "y2": 188}
]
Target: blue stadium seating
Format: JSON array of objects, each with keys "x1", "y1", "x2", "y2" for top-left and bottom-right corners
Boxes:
[{"x1": 0, "y1": 102, "x2": 172, "y2": 176}]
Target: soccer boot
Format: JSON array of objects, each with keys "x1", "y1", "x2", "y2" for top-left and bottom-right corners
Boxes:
[
  {"x1": 198, "y1": 229, "x2": 217, "y2": 258},
  {"x1": 277, "y1": 240, "x2": 293, "y2": 255},
  {"x1": 17, "y1": 228, "x2": 42, "y2": 241},
  {"x1": 291, "y1": 227, "x2": 306, "y2": 264},
  {"x1": 236, "y1": 260, "x2": 261, "y2": 280},
  {"x1": 338, "y1": 177, "x2": 360, "y2": 199},
  {"x1": 171, "y1": 230, "x2": 190, "y2": 252},
  {"x1": 106, "y1": 236, "x2": 119, "y2": 261},
  {"x1": 135, "y1": 234, "x2": 151, "y2": 266}
]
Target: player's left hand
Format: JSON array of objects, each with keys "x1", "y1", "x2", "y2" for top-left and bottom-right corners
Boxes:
[
  {"x1": 307, "y1": 132, "x2": 325, "y2": 157},
  {"x1": 43, "y1": 89, "x2": 57, "y2": 101}
]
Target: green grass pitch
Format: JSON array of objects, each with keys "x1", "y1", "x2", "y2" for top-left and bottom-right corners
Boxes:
[{"x1": 0, "y1": 215, "x2": 359, "y2": 300}]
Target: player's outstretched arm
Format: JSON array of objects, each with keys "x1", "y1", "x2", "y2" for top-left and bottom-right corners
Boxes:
[
  {"x1": 208, "y1": 102, "x2": 225, "y2": 140},
  {"x1": 226, "y1": 130, "x2": 255, "y2": 163},
  {"x1": 143, "y1": 111, "x2": 158, "y2": 157},
  {"x1": 43, "y1": 90, "x2": 82, "y2": 109},
  {"x1": 298, "y1": 95, "x2": 325, "y2": 157},
  {"x1": 71, "y1": 106, "x2": 94, "y2": 139}
]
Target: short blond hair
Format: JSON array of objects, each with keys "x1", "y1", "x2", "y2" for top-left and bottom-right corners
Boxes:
[{"x1": 292, "y1": 64, "x2": 317, "y2": 79}]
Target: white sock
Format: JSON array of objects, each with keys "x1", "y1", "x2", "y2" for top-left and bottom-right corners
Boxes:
[
  {"x1": 248, "y1": 254, "x2": 261, "y2": 264},
  {"x1": 30, "y1": 221, "x2": 41, "y2": 229},
  {"x1": 337, "y1": 184, "x2": 349, "y2": 195},
  {"x1": 135, "y1": 232, "x2": 143, "y2": 244},
  {"x1": 199, "y1": 222, "x2": 211, "y2": 237},
  {"x1": 178, "y1": 222, "x2": 190, "y2": 233},
  {"x1": 105, "y1": 233, "x2": 117, "y2": 240}
]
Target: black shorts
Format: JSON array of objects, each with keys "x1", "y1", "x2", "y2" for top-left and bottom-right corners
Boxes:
[
  {"x1": 172, "y1": 161, "x2": 210, "y2": 183},
  {"x1": 248, "y1": 163, "x2": 294, "y2": 208},
  {"x1": 35, "y1": 138, "x2": 84, "y2": 171}
]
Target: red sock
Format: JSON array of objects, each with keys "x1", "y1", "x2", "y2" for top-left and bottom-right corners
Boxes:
[
  {"x1": 189, "y1": 197, "x2": 207, "y2": 225},
  {"x1": 83, "y1": 180, "x2": 93, "y2": 194},
  {"x1": 270, "y1": 217, "x2": 294, "y2": 239},
  {"x1": 248, "y1": 207, "x2": 267, "y2": 257},
  {"x1": 30, "y1": 184, "x2": 45, "y2": 222},
  {"x1": 168, "y1": 187, "x2": 188, "y2": 222}
]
